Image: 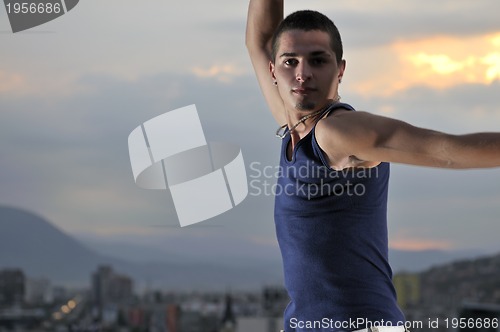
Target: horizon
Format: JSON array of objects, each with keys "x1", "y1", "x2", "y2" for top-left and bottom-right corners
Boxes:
[{"x1": 0, "y1": 204, "x2": 494, "y2": 284}]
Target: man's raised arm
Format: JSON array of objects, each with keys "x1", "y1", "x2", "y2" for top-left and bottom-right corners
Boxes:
[{"x1": 246, "y1": 0, "x2": 286, "y2": 125}]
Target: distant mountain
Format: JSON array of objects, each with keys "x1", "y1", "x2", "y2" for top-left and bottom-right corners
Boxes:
[
  {"x1": 0, "y1": 205, "x2": 282, "y2": 290},
  {"x1": 419, "y1": 253, "x2": 500, "y2": 307},
  {"x1": 78, "y1": 235, "x2": 485, "y2": 276},
  {"x1": 398, "y1": 251, "x2": 500, "y2": 331},
  {"x1": 0, "y1": 205, "x2": 108, "y2": 284},
  {"x1": 0, "y1": 205, "x2": 488, "y2": 291},
  {"x1": 389, "y1": 248, "x2": 485, "y2": 273}
]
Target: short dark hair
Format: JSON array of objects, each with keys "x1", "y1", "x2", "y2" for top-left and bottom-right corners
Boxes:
[{"x1": 271, "y1": 10, "x2": 343, "y2": 64}]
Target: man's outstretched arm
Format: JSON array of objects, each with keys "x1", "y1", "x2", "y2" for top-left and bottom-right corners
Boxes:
[
  {"x1": 316, "y1": 111, "x2": 500, "y2": 170},
  {"x1": 246, "y1": 0, "x2": 286, "y2": 125}
]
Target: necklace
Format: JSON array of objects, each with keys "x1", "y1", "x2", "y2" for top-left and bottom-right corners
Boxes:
[{"x1": 275, "y1": 97, "x2": 340, "y2": 139}]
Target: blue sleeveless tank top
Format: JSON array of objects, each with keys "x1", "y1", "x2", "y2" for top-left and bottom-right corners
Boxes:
[{"x1": 274, "y1": 103, "x2": 405, "y2": 331}]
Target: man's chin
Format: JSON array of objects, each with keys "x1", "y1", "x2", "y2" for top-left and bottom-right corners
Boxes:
[{"x1": 295, "y1": 102, "x2": 316, "y2": 111}]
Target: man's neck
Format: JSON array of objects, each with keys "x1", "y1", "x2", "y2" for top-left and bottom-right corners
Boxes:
[
  {"x1": 286, "y1": 113, "x2": 321, "y2": 149},
  {"x1": 285, "y1": 102, "x2": 333, "y2": 146}
]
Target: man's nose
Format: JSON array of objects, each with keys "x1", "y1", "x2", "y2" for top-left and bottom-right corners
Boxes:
[{"x1": 296, "y1": 62, "x2": 312, "y2": 82}]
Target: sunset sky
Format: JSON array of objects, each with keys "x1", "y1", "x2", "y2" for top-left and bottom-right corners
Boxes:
[{"x1": 1, "y1": 0, "x2": 500, "y2": 263}]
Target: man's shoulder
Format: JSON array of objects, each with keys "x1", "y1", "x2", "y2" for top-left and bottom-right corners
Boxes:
[
  {"x1": 315, "y1": 110, "x2": 377, "y2": 151},
  {"x1": 318, "y1": 109, "x2": 372, "y2": 133},
  {"x1": 315, "y1": 109, "x2": 385, "y2": 169}
]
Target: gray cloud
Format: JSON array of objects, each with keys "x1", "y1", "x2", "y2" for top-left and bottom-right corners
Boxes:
[{"x1": 308, "y1": 0, "x2": 500, "y2": 48}]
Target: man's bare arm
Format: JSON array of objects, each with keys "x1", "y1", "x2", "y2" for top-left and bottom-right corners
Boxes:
[
  {"x1": 246, "y1": 0, "x2": 286, "y2": 125},
  {"x1": 316, "y1": 111, "x2": 500, "y2": 170}
]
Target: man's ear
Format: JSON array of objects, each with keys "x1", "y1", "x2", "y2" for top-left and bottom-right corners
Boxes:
[
  {"x1": 269, "y1": 61, "x2": 277, "y2": 81},
  {"x1": 338, "y1": 59, "x2": 346, "y2": 81}
]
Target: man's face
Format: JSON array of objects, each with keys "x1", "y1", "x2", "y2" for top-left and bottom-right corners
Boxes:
[{"x1": 270, "y1": 29, "x2": 345, "y2": 112}]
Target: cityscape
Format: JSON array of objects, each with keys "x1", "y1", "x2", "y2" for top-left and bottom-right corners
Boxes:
[
  {"x1": 2, "y1": 206, "x2": 500, "y2": 331},
  {"x1": 0, "y1": 265, "x2": 289, "y2": 332},
  {"x1": 3, "y1": 252, "x2": 500, "y2": 331}
]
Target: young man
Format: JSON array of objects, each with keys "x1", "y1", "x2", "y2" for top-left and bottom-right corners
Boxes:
[{"x1": 246, "y1": 1, "x2": 500, "y2": 332}]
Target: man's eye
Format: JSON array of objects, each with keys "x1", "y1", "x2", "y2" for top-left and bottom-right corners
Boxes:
[
  {"x1": 311, "y1": 58, "x2": 326, "y2": 65},
  {"x1": 284, "y1": 59, "x2": 298, "y2": 66}
]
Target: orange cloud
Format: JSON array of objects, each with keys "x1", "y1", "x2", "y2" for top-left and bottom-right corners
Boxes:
[
  {"x1": 0, "y1": 68, "x2": 86, "y2": 98},
  {"x1": 191, "y1": 64, "x2": 245, "y2": 83},
  {"x1": 397, "y1": 32, "x2": 500, "y2": 87},
  {"x1": 390, "y1": 237, "x2": 453, "y2": 251},
  {"x1": 0, "y1": 70, "x2": 25, "y2": 93},
  {"x1": 351, "y1": 32, "x2": 500, "y2": 96}
]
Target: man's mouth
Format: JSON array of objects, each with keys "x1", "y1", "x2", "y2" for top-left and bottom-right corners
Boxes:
[{"x1": 292, "y1": 87, "x2": 317, "y2": 95}]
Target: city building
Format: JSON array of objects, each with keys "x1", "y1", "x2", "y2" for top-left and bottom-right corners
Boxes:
[{"x1": 0, "y1": 269, "x2": 25, "y2": 307}]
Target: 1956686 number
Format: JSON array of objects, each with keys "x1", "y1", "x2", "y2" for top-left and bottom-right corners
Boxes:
[
  {"x1": 6, "y1": 2, "x2": 62, "y2": 14},
  {"x1": 444, "y1": 317, "x2": 499, "y2": 329}
]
